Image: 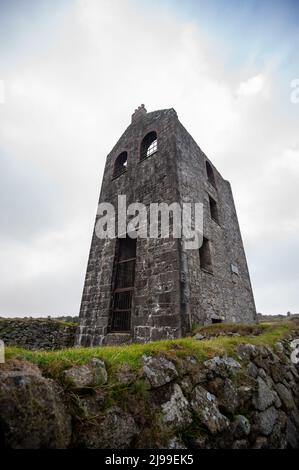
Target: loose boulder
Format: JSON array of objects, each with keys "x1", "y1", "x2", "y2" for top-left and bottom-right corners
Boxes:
[
  {"x1": 75, "y1": 406, "x2": 139, "y2": 449},
  {"x1": 161, "y1": 384, "x2": 192, "y2": 428},
  {"x1": 63, "y1": 358, "x2": 108, "y2": 388},
  {"x1": 0, "y1": 360, "x2": 71, "y2": 449},
  {"x1": 191, "y1": 385, "x2": 229, "y2": 434},
  {"x1": 203, "y1": 356, "x2": 241, "y2": 378},
  {"x1": 142, "y1": 355, "x2": 178, "y2": 388}
]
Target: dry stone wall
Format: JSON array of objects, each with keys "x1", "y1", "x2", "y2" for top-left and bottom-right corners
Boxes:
[
  {"x1": 1, "y1": 333, "x2": 299, "y2": 448},
  {"x1": 0, "y1": 318, "x2": 76, "y2": 350}
]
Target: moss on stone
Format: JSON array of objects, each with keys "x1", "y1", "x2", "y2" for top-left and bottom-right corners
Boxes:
[{"x1": 4, "y1": 321, "x2": 298, "y2": 382}]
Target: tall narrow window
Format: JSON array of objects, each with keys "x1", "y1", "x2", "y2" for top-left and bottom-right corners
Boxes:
[
  {"x1": 113, "y1": 152, "x2": 128, "y2": 179},
  {"x1": 140, "y1": 131, "x2": 157, "y2": 161},
  {"x1": 110, "y1": 237, "x2": 136, "y2": 332},
  {"x1": 208, "y1": 194, "x2": 219, "y2": 224},
  {"x1": 199, "y1": 237, "x2": 213, "y2": 273},
  {"x1": 206, "y1": 161, "x2": 216, "y2": 188}
]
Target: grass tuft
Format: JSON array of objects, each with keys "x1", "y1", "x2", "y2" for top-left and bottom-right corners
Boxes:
[{"x1": 3, "y1": 321, "x2": 298, "y2": 380}]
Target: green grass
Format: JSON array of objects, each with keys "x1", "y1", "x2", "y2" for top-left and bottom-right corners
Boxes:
[
  {"x1": 0, "y1": 317, "x2": 77, "y2": 328},
  {"x1": 3, "y1": 321, "x2": 298, "y2": 380},
  {"x1": 54, "y1": 320, "x2": 78, "y2": 328},
  {"x1": 192, "y1": 322, "x2": 273, "y2": 337}
]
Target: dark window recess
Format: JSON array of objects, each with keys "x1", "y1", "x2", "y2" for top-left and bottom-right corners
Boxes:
[
  {"x1": 212, "y1": 318, "x2": 223, "y2": 324},
  {"x1": 110, "y1": 237, "x2": 136, "y2": 332},
  {"x1": 118, "y1": 237, "x2": 136, "y2": 261},
  {"x1": 113, "y1": 152, "x2": 128, "y2": 179},
  {"x1": 115, "y1": 260, "x2": 136, "y2": 288},
  {"x1": 208, "y1": 195, "x2": 219, "y2": 223},
  {"x1": 206, "y1": 161, "x2": 216, "y2": 188},
  {"x1": 140, "y1": 131, "x2": 157, "y2": 161},
  {"x1": 158, "y1": 292, "x2": 172, "y2": 304},
  {"x1": 199, "y1": 237, "x2": 213, "y2": 273}
]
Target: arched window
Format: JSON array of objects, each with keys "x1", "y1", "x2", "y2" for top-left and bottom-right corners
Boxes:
[
  {"x1": 113, "y1": 152, "x2": 128, "y2": 179},
  {"x1": 140, "y1": 131, "x2": 157, "y2": 161},
  {"x1": 206, "y1": 161, "x2": 216, "y2": 188}
]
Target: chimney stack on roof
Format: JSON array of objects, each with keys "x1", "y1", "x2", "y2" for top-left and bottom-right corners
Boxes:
[{"x1": 131, "y1": 104, "x2": 147, "y2": 122}]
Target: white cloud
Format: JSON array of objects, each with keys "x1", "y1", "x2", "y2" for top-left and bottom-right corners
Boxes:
[{"x1": 237, "y1": 73, "x2": 267, "y2": 96}]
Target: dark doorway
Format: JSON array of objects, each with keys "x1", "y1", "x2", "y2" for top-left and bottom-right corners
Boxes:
[
  {"x1": 212, "y1": 318, "x2": 223, "y2": 324},
  {"x1": 110, "y1": 237, "x2": 136, "y2": 332}
]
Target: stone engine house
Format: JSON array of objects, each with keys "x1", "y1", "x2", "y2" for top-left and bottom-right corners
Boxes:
[{"x1": 76, "y1": 106, "x2": 256, "y2": 346}]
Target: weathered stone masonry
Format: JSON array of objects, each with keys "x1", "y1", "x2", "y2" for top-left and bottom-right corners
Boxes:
[
  {"x1": 76, "y1": 106, "x2": 256, "y2": 346},
  {"x1": 0, "y1": 318, "x2": 76, "y2": 350},
  {"x1": 1, "y1": 332, "x2": 299, "y2": 449}
]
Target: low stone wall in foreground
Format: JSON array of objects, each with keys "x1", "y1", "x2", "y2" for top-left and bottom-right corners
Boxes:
[
  {"x1": 0, "y1": 326, "x2": 299, "y2": 448},
  {"x1": 0, "y1": 318, "x2": 77, "y2": 350}
]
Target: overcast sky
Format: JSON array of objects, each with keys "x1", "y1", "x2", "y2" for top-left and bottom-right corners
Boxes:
[{"x1": 0, "y1": 0, "x2": 298, "y2": 317}]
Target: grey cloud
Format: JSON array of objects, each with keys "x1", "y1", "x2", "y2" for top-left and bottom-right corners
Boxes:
[
  {"x1": 0, "y1": 0, "x2": 298, "y2": 316},
  {"x1": 0, "y1": 152, "x2": 63, "y2": 240}
]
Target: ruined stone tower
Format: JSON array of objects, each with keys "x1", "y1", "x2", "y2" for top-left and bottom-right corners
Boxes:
[{"x1": 76, "y1": 106, "x2": 256, "y2": 346}]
